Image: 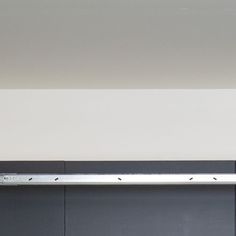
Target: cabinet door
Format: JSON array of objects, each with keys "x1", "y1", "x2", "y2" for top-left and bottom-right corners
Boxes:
[
  {"x1": 65, "y1": 161, "x2": 235, "y2": 236},
  {"x1": 0, "y1": 162, "x2": 65, "y2": 236}
]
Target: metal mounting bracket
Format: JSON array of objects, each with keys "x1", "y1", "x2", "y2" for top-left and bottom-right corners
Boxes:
[{"x1": 1, "y1": 173, "x2": 236, "y2": 186}]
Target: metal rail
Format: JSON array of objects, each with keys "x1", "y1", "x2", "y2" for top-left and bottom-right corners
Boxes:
[{"x1": 1, "y1": 173, "x2": 236, "y2": 185}]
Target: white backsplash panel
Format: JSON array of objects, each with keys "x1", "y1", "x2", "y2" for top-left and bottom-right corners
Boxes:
[{"x1": 0, "y1": 89, "x2": 235, "y2": 160}]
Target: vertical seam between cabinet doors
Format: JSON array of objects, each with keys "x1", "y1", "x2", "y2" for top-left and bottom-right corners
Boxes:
[
  {"x1": 64, "y1": 161, "x2": 66, "y2": 236},
  {"x1": 234, "y1": 161, "x2": 236, "y2": 236}
]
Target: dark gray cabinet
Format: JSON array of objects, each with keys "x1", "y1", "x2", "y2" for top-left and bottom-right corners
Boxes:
[
  {"x1": 0, "y1": 161, "x2": 235, "y2": 236},
  {"x1": 0, "y1": 162, "x2": 65, "y2": 236}
]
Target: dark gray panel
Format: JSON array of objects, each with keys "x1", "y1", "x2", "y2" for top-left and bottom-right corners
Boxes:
[
  {"x1": 66, "y1": 161, "x2": 235, "y2": 236},
  {"x1": 0, "y1": 162, "x2": 64, "y2": 236},
  {"x1": 65, "y1": 161, "x2": 235, "y2": 173}
]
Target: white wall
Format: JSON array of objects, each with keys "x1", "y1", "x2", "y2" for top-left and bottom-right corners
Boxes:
[
  {"x1": 1, "y1": 0, "x2": 236, "y2": 88},
  {"x1": 0, "y1": 89, "x2": 236, "y2": 160}
]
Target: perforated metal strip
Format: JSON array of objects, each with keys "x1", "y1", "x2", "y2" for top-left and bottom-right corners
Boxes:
[{"x1": 1, "y1": 174, "x2": 236, "y2": 185}]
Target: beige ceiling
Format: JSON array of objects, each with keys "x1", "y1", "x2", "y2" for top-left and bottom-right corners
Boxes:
[{"x1": 1, "y1": 0, "x2": 236, "y2": 88}]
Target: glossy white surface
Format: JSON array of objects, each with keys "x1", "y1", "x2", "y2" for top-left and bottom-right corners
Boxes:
[{"x1": 0, "y1": 90, "x2": 236, "y2": 160}]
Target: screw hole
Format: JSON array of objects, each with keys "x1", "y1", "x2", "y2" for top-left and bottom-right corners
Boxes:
[
  {"x1": 118, "y1": 178, "x2": 122, "y2": 181},
  {"x1": 55, "y1": 178, "x2": 59, "y2": 181},
  {"x1": 189, "y1": 177, "x2": 193, "y2": 181},
  {"x1": 213, "y1": 177, "x2": 217, "y2": 181},
  {"x1": 28, "y1": 178, "x2": 32, "y2": 181}
]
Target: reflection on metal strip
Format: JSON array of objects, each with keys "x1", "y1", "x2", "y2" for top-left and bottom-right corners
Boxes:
[{"x1": 1, "y1": 174, "x2": 236, "y2": 186}]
